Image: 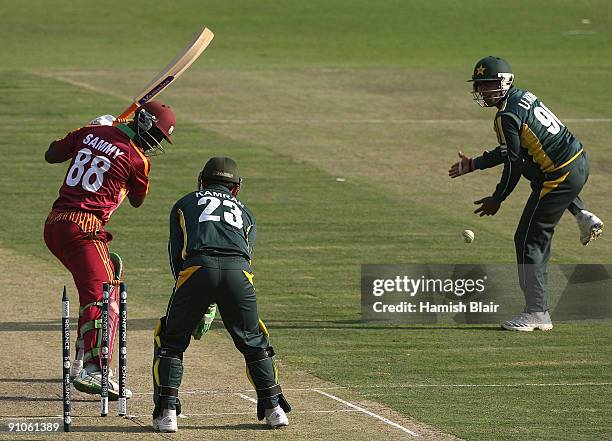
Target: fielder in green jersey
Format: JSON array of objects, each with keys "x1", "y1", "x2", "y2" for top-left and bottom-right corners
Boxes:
[
  {"x1": 151, "y1": 157, "x2": 290, "y2": 432},
  {"x1": 448, "y1": 56, "x2": 604, "y2": 331}
]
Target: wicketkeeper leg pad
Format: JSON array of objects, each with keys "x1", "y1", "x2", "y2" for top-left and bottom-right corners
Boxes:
[
  {"x1": 244, "y1": 322, "x2": 291, "y2": 420},
  {"x1": 152, "y1": 317, "x2": 183, "y2": 418}
]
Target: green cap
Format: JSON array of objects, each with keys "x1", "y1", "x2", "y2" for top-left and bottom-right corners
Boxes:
[{"x1": 200, "y1": 157, "x2": 241, "y2": 184}]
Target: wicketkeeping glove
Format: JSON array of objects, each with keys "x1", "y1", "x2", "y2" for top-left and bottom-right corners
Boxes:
[
  {"x1": 192, "y1": 303, "x2": 217, "y2": 340},
  {"x1": 89, "y1": 114, "x2": 116, "y2": 126}
]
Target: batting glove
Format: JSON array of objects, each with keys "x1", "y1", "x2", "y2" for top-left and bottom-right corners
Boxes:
[
  {"x1": 89, "y1": 114, "x2": 116, "y2": 126},
  {"x1": 192, "y1": 303, "x2": 217, "y2": 340},
  {"x1": 448, "y1": 151, "x2": 475, "y2": 178}
]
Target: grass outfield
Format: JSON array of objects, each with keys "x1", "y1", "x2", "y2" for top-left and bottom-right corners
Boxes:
[{"x1": 1, "y1": 1, "x2": 611, "y2": 440}]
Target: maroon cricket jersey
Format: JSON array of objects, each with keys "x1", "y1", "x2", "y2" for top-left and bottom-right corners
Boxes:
[{"x1": 51, "y1": 125, "x2": 150, "y2": 225}]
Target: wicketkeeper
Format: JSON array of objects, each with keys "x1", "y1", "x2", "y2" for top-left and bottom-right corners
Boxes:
[{"x1": 152, "y1": 157, "x2": 291, "y2": 432}]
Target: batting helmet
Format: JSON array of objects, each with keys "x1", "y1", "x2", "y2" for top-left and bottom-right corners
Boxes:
[{"x1": 138, "y1": 101, "x2": 176, "y2": 144}]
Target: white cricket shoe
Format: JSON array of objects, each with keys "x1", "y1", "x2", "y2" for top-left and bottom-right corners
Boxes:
[
  {"x1": 576, "y1": 210, "x2": 604, "y2": 246},
  {"x1": 69, "y1": 351, "x2": 113, "y2": 379},
  {"x1": 265, "y1": 406, "x2": 289, "y2": 429},
  {"x1": 501, "y1": 311, "x2": 553, "y2": 332},
  {"x1": 152, "y1": 409, "x2": 178, "y2": 433},
  {"x1": 72, "y1": 364, "x2": 131, "y2": 400}
]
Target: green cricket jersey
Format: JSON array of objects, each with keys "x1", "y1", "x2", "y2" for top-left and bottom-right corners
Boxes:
[
  {"x1": 168, "y1": 183, "x2": 256, "y2": 278},
  {"x1": 473, "y1": 87, "x2": 583, "y2": 202}
]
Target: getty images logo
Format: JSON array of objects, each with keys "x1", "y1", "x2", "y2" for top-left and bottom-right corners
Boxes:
[{"x1": 371, "y1": 275, "x2": 487, "y2": 297}]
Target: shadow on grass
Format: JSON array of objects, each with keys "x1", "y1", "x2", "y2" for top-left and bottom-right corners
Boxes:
[
  {"x1": 0, "y1": 378, "x2": 61, "y2": 383},
  {"x1": 75, "y1": 425, "x2": 154, "y2": 433},
  {"x1": 263, "y1": 320, "x2": 502, "y2": 331},
  {"x1": 180, "y1": 423, "x2": 268, "y2": 431},
  {"x1": 0, "y1": 396, "x2": 92, "y2": 403},
  {"x1": 0, "y1": 318, "x2": 158, "y2": 332},
  {"x1": 0, "y1": 318, "x2": 506, "y2": 333},
  {"x1": 75, "y1": 423, "x2": 268, "y2": 433}
]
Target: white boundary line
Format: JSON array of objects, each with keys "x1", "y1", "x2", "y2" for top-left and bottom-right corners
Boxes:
[{"x1": 313, "y1": 388, "x2": 418, "y2": 437}]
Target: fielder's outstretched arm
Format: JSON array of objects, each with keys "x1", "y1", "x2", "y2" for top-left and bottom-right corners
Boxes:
[{"x1": 473, "y1": 146, "x2": 506, "y2": 170}]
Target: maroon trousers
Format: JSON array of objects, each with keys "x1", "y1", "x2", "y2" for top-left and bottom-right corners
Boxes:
[{"x1": 44, "y1": 215, "x2": 119, "y2": 368}]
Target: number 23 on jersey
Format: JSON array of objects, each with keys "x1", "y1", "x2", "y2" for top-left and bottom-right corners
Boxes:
[{"x1": 198, "y1": 196, "x2": 244, "y2": 229}]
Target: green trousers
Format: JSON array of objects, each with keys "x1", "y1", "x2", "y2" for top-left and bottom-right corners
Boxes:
[
  {"x1": 514, "y1": 152, "x2": 589, "y2": 312},
  {"x1": 153, "y1": 255, "x2": 289, "y2": 419}
]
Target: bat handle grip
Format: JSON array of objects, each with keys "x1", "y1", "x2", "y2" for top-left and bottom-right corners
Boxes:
[{"x1": 114, "y1": 102, "x2": 139, "y2": 124}]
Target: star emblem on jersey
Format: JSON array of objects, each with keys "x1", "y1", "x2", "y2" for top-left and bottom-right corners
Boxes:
[{"x1": 475, "y1": 64, "x2": 486, "y2": 76}]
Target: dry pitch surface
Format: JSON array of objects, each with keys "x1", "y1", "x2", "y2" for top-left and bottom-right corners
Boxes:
[{"x1": 0, "y1": 247, "x2": 460, "y2": 440}]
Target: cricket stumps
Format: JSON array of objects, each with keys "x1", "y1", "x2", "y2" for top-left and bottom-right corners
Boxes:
[
  {"x1": 61, "y1": 286, "x2": 72, "y2": 432},
  {"x1": 118, "y1": 282, "x2": 128, "y2": 416}
]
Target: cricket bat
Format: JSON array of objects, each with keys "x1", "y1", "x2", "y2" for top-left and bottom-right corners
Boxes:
[{"x1": 115, "y1": 27, "x2": 214, "y2": 122}]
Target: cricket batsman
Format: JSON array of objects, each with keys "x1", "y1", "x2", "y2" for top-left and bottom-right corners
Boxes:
[
  {"x1": 448, "y1": 56, "x2": 604, "y2": 331},
  {"x1": 151, "y1": 157, "x2": 291, "y2": 432},
  {"x1": 44, "y1": 101, "x2": 176, "y2": 397}
]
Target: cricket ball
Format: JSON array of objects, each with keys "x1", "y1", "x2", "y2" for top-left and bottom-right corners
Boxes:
[{"x1": 462, "y1": 229, "x2": 475, "y2": 243}]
